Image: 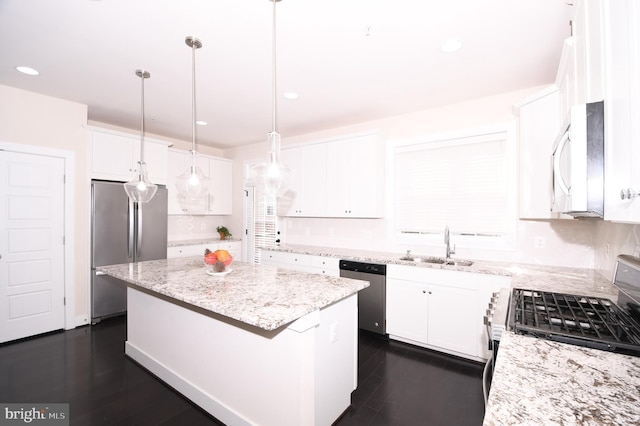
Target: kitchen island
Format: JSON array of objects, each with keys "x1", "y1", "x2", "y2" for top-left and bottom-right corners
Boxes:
[{"x1": 97, "y1": 257, "x2": 369, "y2": 426}]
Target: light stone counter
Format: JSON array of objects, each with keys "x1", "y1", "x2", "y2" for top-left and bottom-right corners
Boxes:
[
  {"x1": 484, "y1": 332, "x2": 640, "y2": 425},
  {"x1": 97, "y1": 256, "x2": 368, "y2": 331},
  {"x1": 168, "y1": 237, "x2": 242, "y2": 247},
  {"x1": 266, "y1": 244, "x2": 616, "y2": 296}
]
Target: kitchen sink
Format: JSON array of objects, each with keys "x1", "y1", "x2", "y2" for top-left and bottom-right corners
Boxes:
[{"x1": 399, "y1": 256, "x2": 473, "y2": 266}]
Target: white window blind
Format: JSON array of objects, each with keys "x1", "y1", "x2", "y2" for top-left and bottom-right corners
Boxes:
[{"x1": 394, "y1": 132, "x2": 509, "y2": 237}]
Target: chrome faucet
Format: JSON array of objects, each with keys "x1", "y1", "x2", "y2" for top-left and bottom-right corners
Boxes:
[{"x1": 444, "y1": 226, "x2": 455, "y2": 259}]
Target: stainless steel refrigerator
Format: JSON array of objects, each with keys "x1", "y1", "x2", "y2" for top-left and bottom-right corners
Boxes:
[{"x1": 91, "y1": 180, "x2": 168, "y2": 322}]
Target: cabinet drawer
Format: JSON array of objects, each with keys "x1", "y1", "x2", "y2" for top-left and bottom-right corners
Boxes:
[
  {"x1": 387, "y1": 264, "x2": 478, "y2": 290},
  {"x1": 167, "y1": 244, "x2": 215, "y2": 258},
  {"x1": 310, "y1": 256, "x2": 338, "y2": 269}
]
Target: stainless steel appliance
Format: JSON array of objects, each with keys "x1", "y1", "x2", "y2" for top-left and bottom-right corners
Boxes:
[
  {"x1": 339, "y1": 260, "x2": 387, "y2": 336},
  {"x1": 91, "y1": 180, "x2": 168, "y2": 322},
  {"x1": 551, "y1": 100, "x2": 604, "y2": 217},
  {"x1": 482, "y1": 255, "x2": 640, "y2": 404}
]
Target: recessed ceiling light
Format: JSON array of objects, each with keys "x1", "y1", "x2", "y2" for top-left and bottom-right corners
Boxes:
[
  {"x1": 440, "y1": 38, "x2": 463, "y2": 54},
  {"x1": 16, "y1": 66, "x2": 39, "y2": 76},
  {"x1": 196, "y1": 120, "x2": 207, "y2": 126},
  {"x1": 283, "y1": 92, "x2": 299, "y2": 100}
]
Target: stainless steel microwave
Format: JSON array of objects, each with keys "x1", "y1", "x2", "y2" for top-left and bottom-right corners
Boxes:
[{"x1": 551, "y1": 101, "x2": 604, "y2": 218}]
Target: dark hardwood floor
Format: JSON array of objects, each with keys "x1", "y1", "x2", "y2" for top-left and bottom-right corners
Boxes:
[{"x1": 0, "y1": 316, "x2": 485, "y2": 425}]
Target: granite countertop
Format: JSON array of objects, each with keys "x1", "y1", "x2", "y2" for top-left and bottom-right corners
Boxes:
[
  {"x1": 97, "y1": 257, "x2": 368, "y2": 331},
  {"x1": 168, "y1": 238, "x2": 242, "y2": 247},
  {"x1": 266, "y1": 244, "x2": 616, "y2": 296},
  {"x1": 484, "y1": 333, "x2": 640, "y2": 426}
]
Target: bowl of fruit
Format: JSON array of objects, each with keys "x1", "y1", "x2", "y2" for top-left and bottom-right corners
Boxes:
[{"x1": 204, "y1": 248, "x2": 233, "y2": 276}]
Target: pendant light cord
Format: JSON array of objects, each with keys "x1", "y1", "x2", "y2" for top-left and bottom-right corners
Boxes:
[
  {"x1": 271, "y1": 0, "x2": 277, "y2": 134},
  {"x1": 191, "y1": 40, "x2": 197, "y2": 168},
  {"x1": 139, "y1": 71, "x2": 145, "y2": 168}
]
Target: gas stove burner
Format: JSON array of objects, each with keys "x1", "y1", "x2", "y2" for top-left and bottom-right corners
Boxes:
[{"x1": 510, "y1": 288, "x2": 640, "y2": 356}]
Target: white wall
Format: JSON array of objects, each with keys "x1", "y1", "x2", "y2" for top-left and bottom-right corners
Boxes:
[
  {"x1": 225, "y1": 86, "x2": 600, "y2": 269},
  {"x1": 0, "y1": 84, "x2": 89, "y2": 324}
]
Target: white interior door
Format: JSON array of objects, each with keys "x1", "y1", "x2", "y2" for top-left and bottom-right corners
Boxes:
[{"x1": 0, "y1": 150, "x2": 65, "y2": 343}]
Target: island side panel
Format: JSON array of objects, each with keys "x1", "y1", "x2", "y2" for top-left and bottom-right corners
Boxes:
[{"x1": 125, "y1": 287, "x2": 357, "y2": 426}]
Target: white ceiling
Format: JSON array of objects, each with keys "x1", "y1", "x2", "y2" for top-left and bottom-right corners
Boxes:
[{"x1": 0, "y1": 0, "x2": 572, "y2": 149}]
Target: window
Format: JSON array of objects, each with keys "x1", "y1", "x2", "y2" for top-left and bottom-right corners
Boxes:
[{"x1": 393, "y1": 123, "x2": 516, "y2": 248}]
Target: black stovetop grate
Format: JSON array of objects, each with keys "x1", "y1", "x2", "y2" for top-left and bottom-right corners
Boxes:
[{"x1": 511, "y1": 288, "x2": 640, "y2": 355}]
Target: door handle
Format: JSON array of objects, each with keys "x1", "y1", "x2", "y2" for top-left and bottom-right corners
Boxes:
[
  {"x1": 137, "y1": 203, "x2": 142, "y2": 258},
  {"x1": 128, "y1": 200, "x2": 134, "y2": 258},
  {"x1": 553, "y1": 131, "x2": 571, "y2": 196}
]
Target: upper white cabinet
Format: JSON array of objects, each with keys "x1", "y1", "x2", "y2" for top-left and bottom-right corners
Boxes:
[
  {"x1": 555, "y1": 38, "x2": 577, "y2": 120},
  {"x1": 602, "y1": 0, "x2": 640, "y2": 223},
  {"x1": 515, "y1": 87, "x2": 564, "y2": 219},
  {"x1": 325, "y1": 134, "x2": 385, "y2": 218},
  {"x1": 279, "y1": 132, "x2": 385, "y2": 218},
  {"x1": 90, "y1": 129, "x2": 169, "y2": 185},
  {"x1": 279, "y1": 143, "x2": 327, "y2": 217},
  {"x1": 572, "y1": 0, "x2": 605, "y2": 104},
  {"x1": 167, "y1": 149, "x2": 233, "y2": 215}
]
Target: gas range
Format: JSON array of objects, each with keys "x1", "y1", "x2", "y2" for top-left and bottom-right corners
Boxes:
[
  {"x1": 509, "y1": 288, "x2": 640, "y2": 356},
  {"x1": 507, "y1": 255, "x2": 640, "y2": 357}
]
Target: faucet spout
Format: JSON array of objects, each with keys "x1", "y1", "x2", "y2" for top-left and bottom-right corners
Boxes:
[{"x1": 444, "y1": 226, "x2": 455, "y2": 259}]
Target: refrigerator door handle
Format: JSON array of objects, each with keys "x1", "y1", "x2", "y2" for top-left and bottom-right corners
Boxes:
[
  {"x1": 137, "y1": 203, "x2": 142, "y2": 258},
  {"x1": 128, "y1": 200, "x2": 134, "y2": 258}
]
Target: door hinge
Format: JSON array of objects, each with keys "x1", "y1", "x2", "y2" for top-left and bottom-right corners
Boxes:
[{"x1": 63, "y1": 297, "x2": 66, "y2": 306}]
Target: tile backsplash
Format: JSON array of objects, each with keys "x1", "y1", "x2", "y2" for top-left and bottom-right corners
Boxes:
[
  {"x1": 168, "y1": 215, "x2": 231, "y2": 242},
  {"x1": 594, "y1": 221, "x2": 639, "y2": 281}
]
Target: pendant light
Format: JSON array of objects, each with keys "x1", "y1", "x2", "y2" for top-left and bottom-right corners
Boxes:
[
  {"x1": 175, "y1": 36, "x2": 211, "y2": 200},
  {"x1": 124, "y1": 69, "x2": 158, "y2": 204},
  {"x1": 255, "y1": 0, "x2": 291, "y2": 196}
]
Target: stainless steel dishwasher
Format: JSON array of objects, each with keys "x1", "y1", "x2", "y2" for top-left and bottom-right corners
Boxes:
[{"x1": 339, "y1": 260, "x2": 387, "y2": 335}]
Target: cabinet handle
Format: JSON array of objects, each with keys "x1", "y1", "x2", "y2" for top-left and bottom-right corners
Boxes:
[{"x1": 620, "y1": 188, "x2": 640, "y2": 200}]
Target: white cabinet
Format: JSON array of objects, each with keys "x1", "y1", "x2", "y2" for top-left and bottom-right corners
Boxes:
[
  {"x1": 279, "y1": 143, "x2": 327, "y2": 217},
  {"x1": 572, "y1": 0, "x2": 605, "y2": 104},
  {"x1": 556, "y1": 38, "x2": 577, "y2": 119},
  {"x1": 167, "y1": 149, "x2": 233, "y2": 216},
  {"x1": 515, "y1": 87, "x2": 564, "y2": 219},
  {"x1": 386, "y1": 264, "x2": 509, "y2": 361},
  {"x1": 602, "y1": 0, "x2": 640, "y2": 223},
  {"x1": 168, "y1": 240, "x2": 242, "y2": 261},
  {"x1": 91, "y1": 129, "x2": 169, "y2": 184},
  {"x1": 260, "y1": 250, "x2": 339, "y2": 276},
  {"x1": 325, "y1": 134, "x2": 385, "y2": 218}
]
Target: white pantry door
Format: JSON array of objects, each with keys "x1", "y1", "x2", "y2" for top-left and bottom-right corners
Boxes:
[{"x1": 0, "y1": 150, "x2": 65, "y2": 343}]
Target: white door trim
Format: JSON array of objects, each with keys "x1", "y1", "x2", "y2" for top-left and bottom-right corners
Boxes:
[{"x1": 0, "y1": 141, "x2": 76, "y2": 331}]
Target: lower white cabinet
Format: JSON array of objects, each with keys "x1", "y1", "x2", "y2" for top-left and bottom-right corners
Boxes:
[
  {"x1": 260, "y1": 250, "x2": 339, "y2": 276},
  {"x1": 386, "y1": 264, "x2": 509, "y2": 361},
  {"x1": 167, "y1": 240, "x2": 242, "y2": 261}
]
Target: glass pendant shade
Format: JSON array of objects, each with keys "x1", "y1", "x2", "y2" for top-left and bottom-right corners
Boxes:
[
  {"x1": 256, "y1": 131, "x2": 291, "y2": 196},
  {"x1": 124, "y1": 162, "x2": 158, "y2": 203},
  {"x1": 175, "y1": 151, "x2": 211, "y2": 200},
  {"x1": 125, "y1": 69, "x2": 157, "y2": 204}
]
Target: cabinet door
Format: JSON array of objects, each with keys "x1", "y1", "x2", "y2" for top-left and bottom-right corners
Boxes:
[
  {"x1": 279, "y1": 148, "x2": 303, "y2": 216},
  {"x1": 326, "y1": 134, "x2": 384, "y2": 218},
  {"x1": 208, "y1": 158, "x2": 232, "y2": 215},
  {"x1": 556, "y1": 38, "x2": 577, "y2": 119},
  {"x1": 603, "y1": 0, "x2": 640, "y2": 223},
  {"x1": 91, "y1": 131, "x2": 135, "y2": 181},
  {"x1": 386, "y1": 278, "x2": 428, "y2": 343},
  {"x1": 139, "y1": 139, "x2": 168, "y2": 185},
  {"x1": 280, "y1": 144, "x2": 327, "y2": 217},
  {"x1": 166, "y1": 150, "x2": 209, "y2": 215},
  {"x1": 427, "y1": 284, "x2": 477, "y2": 357},
  {"x1": 517, "y1": 88, "x2": 563, "y2": 219}
]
